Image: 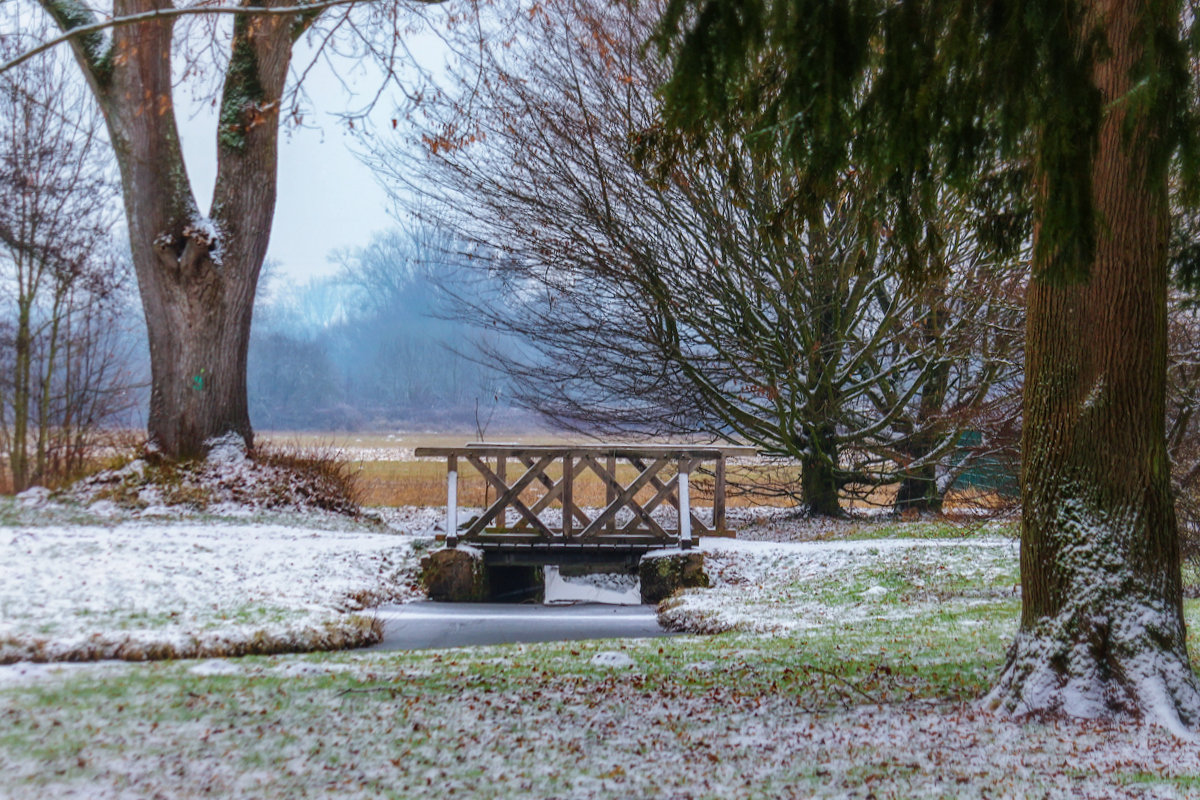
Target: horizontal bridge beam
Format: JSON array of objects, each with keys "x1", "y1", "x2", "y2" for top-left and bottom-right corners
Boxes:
[{"x1": 415, "y1": 445, "x2": 756, "y2": 459}]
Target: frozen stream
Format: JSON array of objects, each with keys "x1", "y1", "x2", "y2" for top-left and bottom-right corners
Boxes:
[{"x1": 369, "y1": 602, "x2": 671, "y2": 650}]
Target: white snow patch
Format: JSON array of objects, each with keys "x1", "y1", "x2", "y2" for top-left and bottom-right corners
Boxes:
[
  {"x1": 86, "y1": 500, "x2": 121, "y2": 518},
  {"x1": 0, "y1": 521, "x2": 426, "y2": 663},
  {"x1": 269, "y1": 662, "x2": 360, "y2": 678},
  {"x1": 118, "y1": 459, "x2": 147, "y2": 479},
  {"x1": 15, "y1": 487, "x2": 51, "y2": 508},
  {"x1": 184, "y1": 213, "x2": 224, "y2": 266},
  {"x1": 544, "y1": 566, "x2": 640, "y2": 605},
  {"x1": 187, "y1": 659, "x2": 243, "y2": 677},
  {"x1": 138, "y1": 503, "x2": 181, "y2": 518},
  {"x1": 590, "y1": 650, "x2": 635, "y2": 668},
  {"x1": 0, "y1": 660, "x2": 128, "y2": 686},
  {"x1": 205, "y1": 432, "x2": 247, "y2": 465},
  {"x1": 375, "y1": 505, "x2": 445, "y2": 533}
]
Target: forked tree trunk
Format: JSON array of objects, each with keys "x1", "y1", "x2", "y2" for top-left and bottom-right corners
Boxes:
[
  {"x1": 139, "y1": 256, "x2": 258, "y2": 460},
  {"x1": 986, "y1": 0, "x2": 1200, "y2": 730},
  {"x1": 49, "y1": 0, "x2": 300, "y2": 459}
]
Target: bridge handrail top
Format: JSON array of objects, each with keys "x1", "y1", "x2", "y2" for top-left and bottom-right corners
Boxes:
[
  {"x1": 413, "y1": 443, "x2": 758, "y2": 458},
  {"x1": 465, "y1": 442, "x2": 758, "y2": 453}
]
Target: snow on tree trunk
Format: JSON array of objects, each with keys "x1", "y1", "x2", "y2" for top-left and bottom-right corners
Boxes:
[{"x1": 986, "y1": 0, "x2": 1200, "y2": 732}]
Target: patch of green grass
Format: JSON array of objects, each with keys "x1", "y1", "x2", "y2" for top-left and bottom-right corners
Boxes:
[
  {"x1": 1120, "y1": 771, "x2": 1200, "y2": 790},
  {"x1": 0, "y1": 636, "x2": 990, "y2": 798},
  {"x1": 762, "y1": 544, "x2": 1020, "y2": 610},
  {"x1": 0, "y1": 496, "x2": 121, "y2": 528},
  {"x1": 834, "y1": 519, "x2": 1019, "y2": 541}
]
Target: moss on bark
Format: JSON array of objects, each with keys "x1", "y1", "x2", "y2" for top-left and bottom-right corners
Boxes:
[
  {"x1": 421, "y1": 548, "x2": 490, "y2": 602},
  {"x1": 640, "y1": 551, "x2": 709, "y2": 604}
]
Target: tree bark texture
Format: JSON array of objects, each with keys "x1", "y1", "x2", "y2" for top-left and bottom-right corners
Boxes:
[
  {"x1": 800, "y1": 443, "x2": 842, "y2": 517},
  {"x1": 47, "y1": 0, "x2": 299, "y2": 458},
  {"x1": 987, "y1": 0, "x2": 1200, "y2": 730},
  {"x1": 800, "y1": 226, "x2": 848, "y2": 517},
  {"x1": 895, "y1": 301, "x2": 950, "y2": 515},
  {"x1": 893, "y1": 457, "x2": 941, "y2": 514}
]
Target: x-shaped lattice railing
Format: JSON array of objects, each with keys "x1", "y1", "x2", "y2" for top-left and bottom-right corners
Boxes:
[{"x1": 413, "y1": 444, "x2": 756, "y2": 550}]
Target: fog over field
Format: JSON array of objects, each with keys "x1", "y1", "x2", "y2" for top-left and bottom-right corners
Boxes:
[{"x1": 246, "y1": 228, "x2": 522, "y2": 433}]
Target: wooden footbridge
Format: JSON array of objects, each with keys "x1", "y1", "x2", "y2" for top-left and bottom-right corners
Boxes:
[{"x1": 414, "y1": 443, "x2": 756, "y2": 569}]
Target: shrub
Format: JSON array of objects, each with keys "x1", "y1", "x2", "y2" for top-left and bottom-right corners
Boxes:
[{"x1": 67, "y1": 435, "x2": 363, "y2": 517}]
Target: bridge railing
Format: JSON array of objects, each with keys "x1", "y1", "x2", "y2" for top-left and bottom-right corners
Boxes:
[{"x1": 413, "y1": 444, "x2": 757, "y2": 550}]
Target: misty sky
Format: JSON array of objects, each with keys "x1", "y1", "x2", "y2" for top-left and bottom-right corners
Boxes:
[{"x1": 176, "y1": 34, "x2": 445, "y2": 284}]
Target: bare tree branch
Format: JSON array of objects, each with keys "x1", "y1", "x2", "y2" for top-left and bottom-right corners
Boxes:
[{"x1": 3, "y1": 0, "x2": 441, "y2": 74}]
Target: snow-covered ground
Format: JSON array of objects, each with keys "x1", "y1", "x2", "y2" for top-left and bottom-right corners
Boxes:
[
  {"x1": 7, "y1": 647, "x2": 1200, "y2": 799},
  {"x1": 0, "y1": 498, "x2": 1017, "y2": 664},
  {"x1": 6, "y1": 499, "x2": 1200, "y2": 798},
  {"x1": 545, "y1": 565, "x2": 642, "y2": 604},
  {"x1": 2, "y1": 542, "x2": 1199, "y2": 799},
  {"x1": 660, "y1": 535, "x2": 1021, "y2": 634},
  {"x1": 0, "y1": 518, "x2": 426, "y2": 663}
]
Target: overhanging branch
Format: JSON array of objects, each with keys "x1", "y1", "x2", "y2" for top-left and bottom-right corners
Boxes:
[{"x1": 6, "y1": 0, "x2": 440, "y2": 74}]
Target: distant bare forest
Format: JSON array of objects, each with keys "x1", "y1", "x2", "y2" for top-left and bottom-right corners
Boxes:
[{"x1": 247, "y1": 228, "x2": 518, "y2": 432}]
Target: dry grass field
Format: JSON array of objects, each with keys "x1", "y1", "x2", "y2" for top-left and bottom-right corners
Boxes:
[
  {"x1": 256, "y1": 430, "x2": 1009, "y2": 513},
  {"x1": 260, "y1": 430, "x2": 749, "y2": 508}
]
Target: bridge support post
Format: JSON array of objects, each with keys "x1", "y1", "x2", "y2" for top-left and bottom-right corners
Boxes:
[
  {"x1": 678, "y1": 460, "x2": 692, "y2": 550},
  {"x1": 639, "y1": 550, "x2": 709, "y2": 604},
  {"x1": 421, "y1": 546, "x2": 489, "y2": 602},
  {"x1": 445, "y1": 455, "x2": 458, "y2": 548}
]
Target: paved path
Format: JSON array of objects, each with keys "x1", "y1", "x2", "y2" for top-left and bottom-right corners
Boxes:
[{"x1": 370, "y1": 602, "x2": 671, "y2": 650}]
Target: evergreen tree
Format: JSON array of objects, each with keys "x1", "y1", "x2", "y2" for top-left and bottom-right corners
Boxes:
[{"x1": 655, "y1": 0, "x2": 1200, "y2": 729}]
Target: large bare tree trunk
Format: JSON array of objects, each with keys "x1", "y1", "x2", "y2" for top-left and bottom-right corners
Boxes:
[
  {"x1": 986, "y1": 0, "x2": 1200, "y2": 731},
  {"x1": 46, "y1": 0, "x2": 298, "y2": 459}
]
